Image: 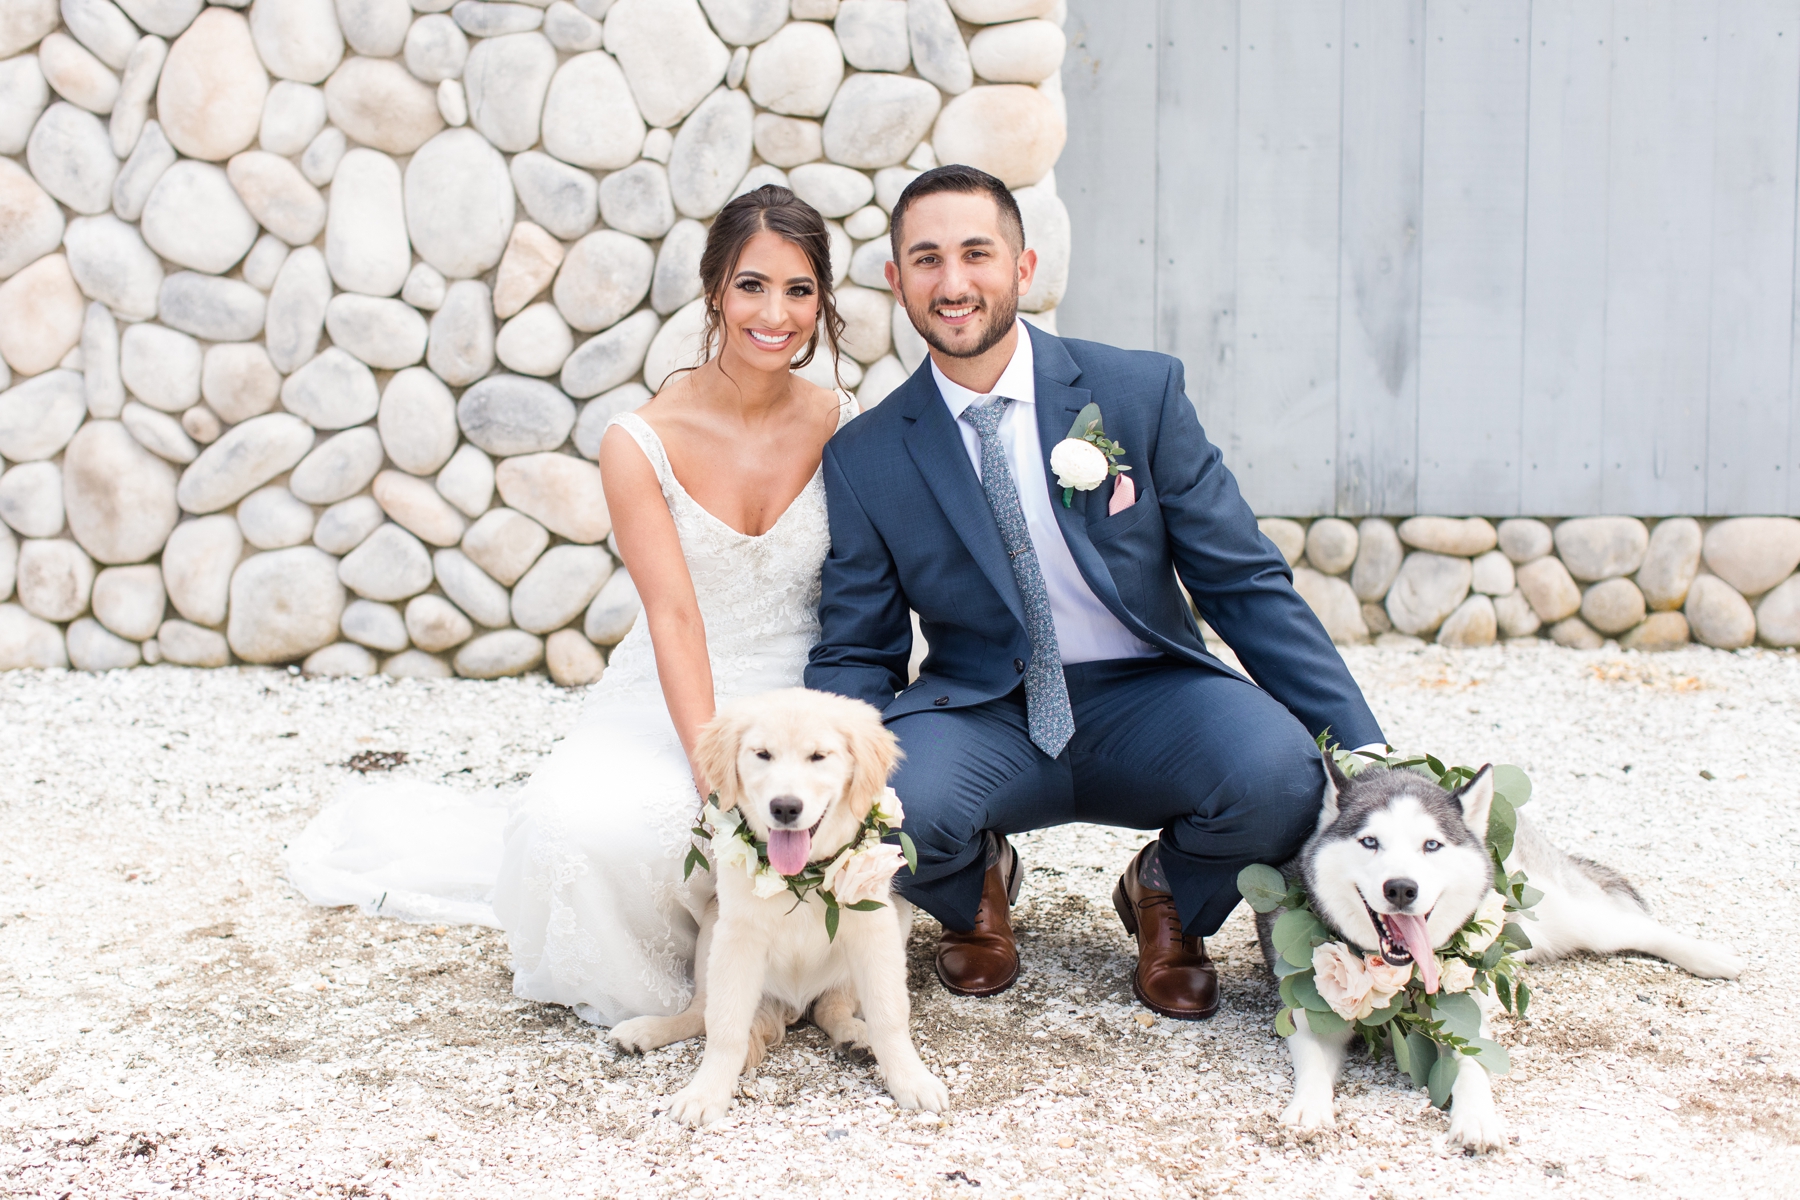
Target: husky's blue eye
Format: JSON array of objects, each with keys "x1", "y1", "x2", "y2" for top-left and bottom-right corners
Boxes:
[
  {"x1": 1423, "y1": 839, "x2": 1442, "y2": 852},
  {"x1": 1359, "y1": 836, "x2": 1378, "y2": 850}
]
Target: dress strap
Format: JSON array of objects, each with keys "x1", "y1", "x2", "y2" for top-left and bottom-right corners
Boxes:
[
  {"x1": 835, "y1": 388, "x2": 860, "y2": 431},
  {"x1": 607, "y1": 412, "x2": 677, "y2": 498}
]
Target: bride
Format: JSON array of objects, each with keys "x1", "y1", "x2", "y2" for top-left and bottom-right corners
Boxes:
[{"x1": 287, "y1": 185, "x2": 856, "y2": 1027}]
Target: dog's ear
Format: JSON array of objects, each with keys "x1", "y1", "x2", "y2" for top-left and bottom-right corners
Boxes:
[
  {"x1": 1315, "y1": 749, "x2": 1348, "y2": 830},
  {"x1": 840, "y1": 699, "x2": 902, "y2": 818},
  {"x1": 1454, "y1": 764, "x2": 1495, "y2": 842},
  {"x1": 693, "y1": 705, "x2": 748, "y2": 811}
]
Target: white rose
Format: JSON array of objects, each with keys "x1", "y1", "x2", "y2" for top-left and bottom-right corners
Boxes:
[
  {"x1": 1438, "y1": 958, "x2": 1478, "y2": 994},
  {"x1": 713, "y1": 832, "x2": 756, "y2": 877},
  {"x1": 752, "y1": 865, "x2": 790, "y2": 899},
  {"x1": 1312, "y1": 942, "x2": 1378, "y2": 1021},
  {"x1": 823, "y1": 843, "x2": 907, "y2": 908},
  {"x1": 1364, "y1": 955, "x2": 1413, "y2": 1008},
  {"x1": 874, "y1": 787, "x2": 904, "y2": 827},
  {"x1": 1050, "y1": 438, "x2": 1109, "y2": 491},
  {"x1": 1465, "y1": 891, "x2": 1509, "y2": 953}
]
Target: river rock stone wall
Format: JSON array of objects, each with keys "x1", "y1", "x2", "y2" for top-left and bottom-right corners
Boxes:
[
  {"x1": 0, "y1": 0, "x2": 1073, "y2": 683},
  {"x1": 1258, "y1": 515, "x2": 1800, "y2": 653}
]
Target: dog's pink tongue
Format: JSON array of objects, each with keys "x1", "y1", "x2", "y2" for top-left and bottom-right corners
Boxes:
[
  {"x1": 767, "y1": 829, "x2": 812, "y2": 876},
  {"x1": 1387, "y1": 914, "x2": 1440, "y2": 993}
]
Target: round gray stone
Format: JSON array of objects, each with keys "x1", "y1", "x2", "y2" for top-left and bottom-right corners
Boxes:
[
  {"x1": 651, "y1": 219, "x2": 706, "y2": 316},
  {"x1": 822, "y1": 71, "x2": 941, "y2": 169},
  {"x1": 493, "y1": 451, "x2": 609, "y2": 543},
  {"x1": 337, "y1": 522, "x2": 433, "y2": 601},
  {"x1": 313, "y1": 494, "x2": 384, "y2": 555},
  {"x1": 228, "y1": 545, "x2": 346, "y2": 663},
  {"x1": 1291, "y1": 566, "x2": 1366, "y2": 646},
  {"x1": 1754, "y1": 576, "x2": 1800, "y2": 648},
  {"x1": 381, "y1": 647, "x2": 453, "y2": 678},
  {"x1": 426, "y1": 280, "x2": 496, "y2": 386},
  {"x1": 288, "y1": 426, "x2": 384, "y2": 505},
  {"x1": 1515, "y1": 555, "x2": 1581, "y2": 624},
  {"x1": 280, "y1": 348, "x2": 379, "y2": 431},
  {"x1": 62, "y1": 417, "x2": 180, "y2": 564},
  {"x1": 456, "y1": 375, "x2": 576, "y2": 455},
  {"x1": 66, "y1": 616, "x2": 142, "y2": 670},
  {"x1": 1637, "y1": 517, "x2": 1702, "y2": 612},
  {"x1": 62, "y1": 214, "x2": 162, "y2": 322},
  {"x1": 1553, "y1": 516, "x2": 1649, "y2": 582},
  {"x1": 1256, "y1": 518, "x2": 1304, "y2": 567},
  {"x1": 1685, "y1": 575, "x2": 1756, "y2": 650},
  {"x1": 226, "y1": 148, "x2": 326, "y2": 246},
  {"x1": 235, "y1": 483, "x2": 317, "y2": 549},
  {"x1": 0, "y1": 602, "x2": 67, "y2": 669},
  {"x1": 699, "y1": 0, "x2": 786, "y2": 45},
  {"x1": 433, "y1": 546, "x2": 510, "y2": 626},
  {"x1": 26, "y1": 100, "x2": 117, "y2": 214},
  {"x1": 511, "y1": 150, "x2": 599, "y2": 240},
  {"x1": 404, "y1": 593, "x2": 472, "y2": 652},
  {"x1": 340, "y1": 597, "x2": 409, "y2": 652},
  {"x1": 1015, "y1": 182, "x2": 1068, "y2": 311},
  {"x1": 0, "y1": 52, "x2": 50, "y2": 157},
  {"x1": 259, "y1": 79, "x2": 327, "y2": 155},
  {"x1": 453, "y1": 627, "x2": 543, "y2": 678},
  {"x1": 745, "y1": 17, "x2": 842, "y2": 117},
  {"x1": 907, "y1": 0, "x2": 972, "y2": 94},
  {"x1": 0, "y1": 460, "x2": 63, "y2": 538},
  {"x1": 847, "y1": 239, "x2": 892, "y2": 290},
  {"x1": 120, "y1": 324, "x2": 202, "y2": 413},
  {"x1": 461, "y1": 31, "x2": 555, "y2": 152},
  {"x1": 435, "y1": 442, "x2": 494, "y2": 518},
  {"x1": 403, "y1": 13, "x2": 469, "y2": 82},
  {"x1": 0, "y1": 157, "x2": 64, "y2": 279},
  {"x1": 265, "y1": 244, "x2": 331, "y2": 373},
  {"x1": 1470, "y1": 549, "x2": 1515, "y2": 597},
  {"x1": 668, "y1": 85, "x2": 754, "y2": 218},
  {"x1": 91, "y1": 563, "x2": 167, "y2": 640},
  {"x1": 1701, "y1": 516, "x2": 1800, "y2": 597},
  {"x1": 1493, "y1": 588, "x2": 1541, "y2": 639},
  {"x1": 1397, "y1": 515, "x2": 1498, "y2": 558},
  {"x1": 378, "y1": 367, "x2": 460, "y2": 475},
  {"x1": 81, "y1": 302, "x2": 124, "y2": 419},
  {"x1": 202, "y1": 342, "x2": 282, "y2": 424},
  {"x1": 1497, "y1": 517, "x2": 1553, "y2": 564},
  {"x1": 158, "y1": 272, "x2": 267, "y2": 342},
  {"x1": 835, "y1": 0, "x2": 910, "y2": 72},
  {"x1": 597, "y1": 160, "x2": 676, "y2": 239},
  {"x1": 0, "y1": 370, "x2": 89, "y2": 461},
  {"x1": 583, "y1": 564, "x2": 638, "y2": 643},
  {"x1": 789, "y1": 161, "x2": 875, "y2": 219},
  {"x1": 156, "y1": 617, "x2": 230, "y2": 666},
  {"x1": 753, "y1": 112, "x2": 822, "y2": 169},
  {"x1": 1303, "y1": 517, "x2": 1358, "y2": 576},
  {"x1": 544, "y1": 0, "x2": 603, "y2": 52},
  {"x1": 338, "y1": 0, "x2": 412, "y2": 56},
  {"x1": 540, "y1": 49, "x2": 645, "y2": 170},
  {"x1": 572, "y1": 380, "x2": 650, "y2": 457},
  {"x1": 177, "y1": 412, "x2": 316, "y2": 514},
  {"x1": 140, "y1": 160, "x2": 260, "y2": 274},
  {"x1": 160, "y1": 512, "x2": 242, "y2": 624},
  {"x1": 249, "y1": 0, "x2": 345, "y2": 84},
  {"x1": 495, "y1": 302, "x2": 574, "y2": 376},
  {"x1": 460, "y1": 505, "x2": 547, "y2": 586},
  {"x1": 553, "y1": 230, "x2": 655, "y2": 333},
  {"x1": 323, "y1": 55, "x2": 444, "y2": 154},
  {"x1": 324, "y1": 294, "x2": 429, "y2": 369},
  {"x1": 1580, "y1": 577, "x2": 1646, "y2": 636},
  {"x1": 373, "y1": 468, "x2": 468, "y2": 546},
  {"x1": 1436, "y1": 594, "x2": 1496, "y2": 648},
  {"x1": 546, "y1": 627, "x2": 604, "y2": 687},
  {"x1": 402, "y1": 262, "x2": 448, "y2": 311},
  {"x1": 122, "y1": 400, "x2": 199, "y2": 463},
  {"x1": 325, "y1": 148, "x2": 412, "y2": 297},
  {"x1": 511, "y1": 542, "x2": 612, "y2": 633},
  {"x1": 405, "y1": 127, "x2": 516, "y2": 280},
  {"x1": 602, "y1": 0, "x2": 729, "y2": 128},
  {"x1": 451, "y1": 0, "x2": 542, "y2": 36},
  {"x1": 17, "y1": 537, "x2": 96, "y2": 621},
  {"x1": 303, "y1": 641, "x2": 378, "y2": 676},
  {"x1": 1384, "y1": 551, "x2": 1472, "y2": 637}
]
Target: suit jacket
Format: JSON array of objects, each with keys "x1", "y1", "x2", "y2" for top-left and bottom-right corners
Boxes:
[{"x1": 803, "y1": 324, "x2": 1384, "y2": 750}]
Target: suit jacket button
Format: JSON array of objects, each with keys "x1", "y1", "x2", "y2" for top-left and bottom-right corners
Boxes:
[
  {"x1": 932, "y1": 696, "x2": 950, "y2": 707},
  {"x1": 1013, "y1": 658, "x2": 1026, "y2": 674}
]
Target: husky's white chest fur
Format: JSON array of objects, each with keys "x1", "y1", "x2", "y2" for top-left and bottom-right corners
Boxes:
[{"x1": 1259, "y1": 757, "x2": 1743, "y2": 1152}]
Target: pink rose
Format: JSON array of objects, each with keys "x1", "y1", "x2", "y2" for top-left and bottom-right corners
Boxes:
[
  {"x1": 1364, "y1": 955, "x2": 1413, "y2": 1011},
  {"x1": 1312, "y1": 942, "x2": 1378, "y2": 1020},
  {"x1": 823, "y1": 842, "x2": 906, "y2": 908}
]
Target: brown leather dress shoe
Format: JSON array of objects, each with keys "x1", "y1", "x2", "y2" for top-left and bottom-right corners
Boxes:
[
  {"x1": 935, "y1": 837, "x2": 1023, "y2": 997},
  {"x1": 1112, "y1": 842, "x2": 1219, "y2": 1020}
]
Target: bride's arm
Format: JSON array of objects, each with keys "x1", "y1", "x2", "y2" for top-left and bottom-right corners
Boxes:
[{"x1": 600, "y1": 424, "x2": 716, "y2": 798}]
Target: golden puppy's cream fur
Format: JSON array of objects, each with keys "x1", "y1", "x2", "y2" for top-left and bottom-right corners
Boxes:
[{"x1": 609, "y1": 688, "x2": 949, "y2": 1126}]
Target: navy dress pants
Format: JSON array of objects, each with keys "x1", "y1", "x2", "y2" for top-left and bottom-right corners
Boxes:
[{"x1": 887, "y1": 657, "x2": 1326, "y2": 937}]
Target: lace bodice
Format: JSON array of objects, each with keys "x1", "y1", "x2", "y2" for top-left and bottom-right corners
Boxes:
[{"x1": 602, "y1": 396, "x2": 855, "y2": 702}]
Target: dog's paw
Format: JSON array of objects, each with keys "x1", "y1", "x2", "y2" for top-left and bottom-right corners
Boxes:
[
  {"x1": 1279, "y1": 1091, "x2": 1336, "y2": 1136},
  {"x1": 830, "y1": 1019, "x2": 872, "y2": 1059},
  {"x1": 1683, "y1": 942, "x2": 1746, "y2": 980},
  {"x1": 884, "y1": 1067, "x2": 950, "y2": 1114},
  {"x1": 665, "y1": 1084, "x2": 733, "y2": 1127},
  {"x1": 609, "y1": 1016, "x2": 676, "y2": 1054},
  {"x1": 1446, "y1": 1100, "x2": 1507, "y2": 1154}
]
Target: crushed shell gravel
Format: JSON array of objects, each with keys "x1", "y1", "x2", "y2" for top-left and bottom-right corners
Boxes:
[{"x1": 1, "y1": 641, "x2": 1796, "y2": 1198}]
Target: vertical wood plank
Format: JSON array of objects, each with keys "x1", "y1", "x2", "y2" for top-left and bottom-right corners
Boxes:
[
  {"x1": 1601, "y1": 0, "x2": 1718, "y2": 516},
  {"x1": 1232, "y1": 0, "x2": 1343, "y2": 516},
  {"x1": 1519, "y1": 0, "x2": 1614, "y2": 517},
  {"x1": 1416, "y1": 0, "x2": 1532, "y2": 516},
  {"x1": 1707, "y1": 1, "x2": 1799, "y2": 515},
  {"x1": 1155, "y1": 0, "x2": 1240, "y2": 445},
  {"x1": 1058, "y1": 1, "x2": 1161, "y2": 351},
  {"x1": 1336, "y1": 0, "x2": 1425, "y2": 517}
]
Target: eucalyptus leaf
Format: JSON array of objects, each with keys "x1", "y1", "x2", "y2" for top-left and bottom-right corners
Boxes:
[
  {"x1": 1492, "y1": 764, "x2": 1532, "y2": 809},
  {"x1": 1468, "y1": 1037, "x2": 1512, "y2": 1075},
  {"x1": 1272, "y1": 909, "x2": 1326, "y2": 967},
  {"x1": 845, "y1": 899, "x2": 885, "y2": 911},
  {"x1": 1362, "y1": 994, "x2": 1405, "y2": 1026},
  {"x1": 1237, "y1": 864, "x2": 1290, "y2": 913},
  {"x1": 1279, "y1": 974, "x2": 1300, "y2": 1010},
  {"x1": 1391, "y1": 1026, "x2": 1415, "y2": 1075},
  {"x1": 1302, "y1": 1006, "x2": 1348, "y2": 1035},
  {"x1": 1480, "y1": 942, "x2": 1505, "y2": 971},
  {"x1": 1516, "y1": 883, "x2": 1545, "y2": 909},
  {"x1": 1275, "y1": 1007, "x2": 1296, "y2": 1038},
  {"x1": 1067, "y1": 402, "x2": 1103, "y2": 440},
  {"x1": 1404, "y1": 1032, "x2": 1434, "y2": 1087},
  {"x1": 1503, "y1": 922, "x2": 1532, "y2": 952},
  {"x1": 824, "y1": 902, "x2": 839, "y2": 942},
  {"x1": 1273, "y1": 956, "x2": 1311, "y2": 980},
  {"x1": 1427, "y1": 1052, "x2": 1460, "y2": 1109},
  {"x1": 1486, "y1": 794, "x2": 1517, "y2": 862},
  {"x1": 1433, "y1": 991, "x2": 1483, "y2": 1041},
  {"x1": 1289, "y1": 971, "x2": 1330, "y2": 1013},
  {"x1": 683, "y1": 845, "x2": 709, "y2": 880},
  {"x1": 1494, "y1": 974, "x2": 1514, "y2": 1013},
  {"x1": 898, "y1": 831, "x2": 918, "y2": 875},
  {"x1": 1517, "y1": 980, "x2": 1531, "y2": 1019}
]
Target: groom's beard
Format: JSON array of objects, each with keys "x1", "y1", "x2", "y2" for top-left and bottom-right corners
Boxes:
[{"x1": 906, "y1": 289, "x2": 1019, "y2": 360}]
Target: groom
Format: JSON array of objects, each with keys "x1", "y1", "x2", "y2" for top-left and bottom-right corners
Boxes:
[{"x1": 804, "y1": 165, "x2": 1384, "y2": 1018}]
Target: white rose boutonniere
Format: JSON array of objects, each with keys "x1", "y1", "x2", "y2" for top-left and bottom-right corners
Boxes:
[{"x1": 1052, "y1": 402, "x2": 1130, "y2": 507}]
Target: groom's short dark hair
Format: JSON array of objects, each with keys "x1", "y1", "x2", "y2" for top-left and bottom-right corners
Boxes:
[{"x1": 889, "y1": 164, "x2": 1026, "y2": 263}]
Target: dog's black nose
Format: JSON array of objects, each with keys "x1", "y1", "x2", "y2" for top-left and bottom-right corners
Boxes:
[
  {"x1": 1383, "y1": 878, "x2": 1419, "y2": 909},
  {"x1": 767, "y1": 796, "x2": 804, "y2": 826}
]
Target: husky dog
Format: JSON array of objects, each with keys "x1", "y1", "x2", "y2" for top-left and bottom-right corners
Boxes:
[{"x1": 1259, "y1": 755, "x2": 1744, "y2": 1151}]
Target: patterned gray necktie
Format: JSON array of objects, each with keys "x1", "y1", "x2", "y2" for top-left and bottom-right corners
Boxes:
[{"x1": 962, "y1": 397, "x2": 1074, "y2": 757}]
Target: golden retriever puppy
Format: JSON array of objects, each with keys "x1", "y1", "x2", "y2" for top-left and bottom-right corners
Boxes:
[{"x1": 610, "y1": 688, "x2": 949, "y2": 1127}]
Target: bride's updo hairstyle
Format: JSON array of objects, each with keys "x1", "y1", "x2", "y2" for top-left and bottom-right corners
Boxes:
[{"x1": 695, "y1": 184, "x2": 846, "y2": 376}]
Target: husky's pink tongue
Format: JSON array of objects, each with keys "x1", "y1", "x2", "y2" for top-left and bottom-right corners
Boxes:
[
  {"x1": 1386, "y1": 914, "x2": 1440, "y2": 993},
  {"x1": 767, "y1": 828, "x2": 812, "y2": 876}
]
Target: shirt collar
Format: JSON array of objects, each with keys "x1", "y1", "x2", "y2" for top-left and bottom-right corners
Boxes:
[{"x1": 931, "y1": 321, "x2": 1036, "y2": 420}]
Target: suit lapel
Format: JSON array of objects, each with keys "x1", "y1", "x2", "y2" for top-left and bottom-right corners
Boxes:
[{"x1": 897, "y1": 368, "x2": 1028, "y2": 631}]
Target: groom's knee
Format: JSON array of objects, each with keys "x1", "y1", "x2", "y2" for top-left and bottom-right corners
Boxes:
[{"x1": 1173, "y1": 714, "x2": 1325, "y2": 863}]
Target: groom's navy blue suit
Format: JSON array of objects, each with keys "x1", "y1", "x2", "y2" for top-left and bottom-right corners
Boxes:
[{"x1": 804, "y1": 324, "x2": 1383, "y2": 936}]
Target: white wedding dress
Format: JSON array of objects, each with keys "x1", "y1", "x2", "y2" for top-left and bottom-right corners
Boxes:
[{"x1": 286, "y1": 396, "x2": 855, "y2": 1026}]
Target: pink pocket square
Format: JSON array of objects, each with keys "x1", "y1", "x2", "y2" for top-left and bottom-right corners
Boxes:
[{"x1": 1108, "y1": 473, "x2": 1136, "y2": 515}]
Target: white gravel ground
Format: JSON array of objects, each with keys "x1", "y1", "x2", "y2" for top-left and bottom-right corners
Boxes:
[{"x1": 2, "y1": 642, "x2": 1797, "y2": 1199}]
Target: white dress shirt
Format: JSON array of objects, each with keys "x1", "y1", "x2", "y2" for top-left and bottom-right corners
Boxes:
[{"x1": 931, "y1": 324, "x2": 1158, "y2": 664}]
